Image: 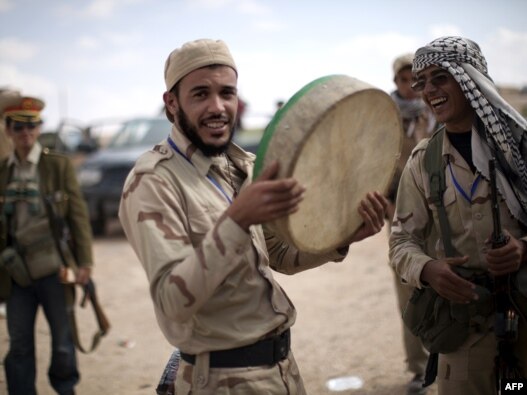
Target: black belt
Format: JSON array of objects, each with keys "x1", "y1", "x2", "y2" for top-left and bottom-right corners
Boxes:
[{"x1": 180, "y1": 329, "x2": 290, "y2": 368}]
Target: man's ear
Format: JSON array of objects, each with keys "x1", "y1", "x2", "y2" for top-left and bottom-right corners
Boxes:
[
  {"x1": 163, "y1": 91, "x2": 179, "y2": 114},
  {"x1": 163, "y1": 91, "x2": 179, "y2": 123}
]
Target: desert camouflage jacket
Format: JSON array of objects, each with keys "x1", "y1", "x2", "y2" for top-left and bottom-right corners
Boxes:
[
  {"x1": 119, "y1": 125, "x2": 345, "y2": 354},
  {"x1": 389, "y1": 128, "x2": 527, "y2": 288}
]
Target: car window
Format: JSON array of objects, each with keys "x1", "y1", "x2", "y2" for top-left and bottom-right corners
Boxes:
[
  {"x1": 108, "y1": 118, "x2": 171, "y2": 148},
  {"x1": 59, "y1": 124, "x2": 84, "y2": 151}
]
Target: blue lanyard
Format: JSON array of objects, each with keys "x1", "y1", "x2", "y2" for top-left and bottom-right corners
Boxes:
[
  {"x1": 447, "y1": 161, "x2": 481, "y2": 204},
  {"x1": 167, "y1": 137, "x2": 233, "y2": 204}
]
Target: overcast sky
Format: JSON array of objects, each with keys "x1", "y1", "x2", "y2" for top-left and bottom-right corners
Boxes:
[{"x1": 1, "y1": 0, "x2": 526, "y2": 130}]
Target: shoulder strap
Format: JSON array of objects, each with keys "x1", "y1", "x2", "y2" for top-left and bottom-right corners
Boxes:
[
  {"x1": 422, "y1": 130, "x2": 452, "y2": 387},
  {"x1": 424, "y1": 129, "x2": 456, "y2": 257}
]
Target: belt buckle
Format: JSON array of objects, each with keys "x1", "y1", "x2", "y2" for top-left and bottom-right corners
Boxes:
[{"x1": 273, "y1": 330, "x2": 290, "y2": 362}]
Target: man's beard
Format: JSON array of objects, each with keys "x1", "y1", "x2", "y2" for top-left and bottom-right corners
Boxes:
[{"x1": 177, "y1": 109, "x2": 235, "y2": 157}]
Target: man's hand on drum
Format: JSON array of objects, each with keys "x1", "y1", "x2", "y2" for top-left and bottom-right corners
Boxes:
[
  {"x1": 226, "y1": 161, "x2": 305, "y2": 232},
  {"x1": 348, "y1": 192, "x2": 388, "y2": 243}
]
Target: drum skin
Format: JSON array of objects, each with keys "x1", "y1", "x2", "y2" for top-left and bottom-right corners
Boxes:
[{"x1": 254, "y1": 75, "x2": 402, "y2": 254}]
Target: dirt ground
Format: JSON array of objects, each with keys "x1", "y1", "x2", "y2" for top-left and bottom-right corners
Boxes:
[{"x1": 0, "y1": 221, "x2": 438, "y2": 395}]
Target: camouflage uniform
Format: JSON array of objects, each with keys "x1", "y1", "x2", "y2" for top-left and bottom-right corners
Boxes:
[
  {"x1": 389, "y1": 127, "x2": 527, "y2": 394},
  {"x1": 119, "y1": 126, "x2": 346, "y2": 394}
]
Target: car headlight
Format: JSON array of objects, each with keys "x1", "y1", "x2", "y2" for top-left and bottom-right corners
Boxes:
[{"x1": 78, "y1": 168, "x2": 102, "y2": 187}]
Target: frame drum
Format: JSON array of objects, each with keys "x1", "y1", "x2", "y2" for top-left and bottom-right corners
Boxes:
[{"x1": 254, "y1": 75, "x2": 402, "y2": 253}]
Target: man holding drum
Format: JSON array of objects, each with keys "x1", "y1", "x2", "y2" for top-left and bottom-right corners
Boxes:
[
  {"x1": 119, "y1": 38, "x2": 387, "y2": 395},
  {"x1": 390, "y1": 36, "x2": 527, "y2": 395}
]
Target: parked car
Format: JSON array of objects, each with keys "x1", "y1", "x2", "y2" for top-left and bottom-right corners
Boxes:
[
  {"x1": 77, "y1": 116, "x2": 262, "y2": 235},
  {"x1": 41, "y1": 119, "x2": 99, "y2": 153},
  {"x1": 39, "y1": 120, "x2": 99, "y2": 168}
]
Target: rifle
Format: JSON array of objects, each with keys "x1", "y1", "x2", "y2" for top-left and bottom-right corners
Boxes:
[
  {"x1": 156, "y1": 349, "x2": 181, "y2": 395},
  {"x1": 43, "y1": 195, "x2": 110, "y2": 353},
  {"x1": 489, "y1": 158, "x2": 523, "y2": 392}
]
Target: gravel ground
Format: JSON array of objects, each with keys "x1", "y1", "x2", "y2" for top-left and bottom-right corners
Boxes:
[{"x1": 0, "y1": 222, "x2": 438, "y2": 395}]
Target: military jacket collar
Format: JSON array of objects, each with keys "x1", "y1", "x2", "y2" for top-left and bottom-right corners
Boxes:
[
  {"x1": 7, "y1": 141, "x2": 42, "y2": 168},
  {"x1": 169, "y1": 125, "x2": 254, "y2": 178}
]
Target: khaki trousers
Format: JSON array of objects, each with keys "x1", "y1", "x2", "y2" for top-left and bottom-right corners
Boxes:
[
  {"x1": 174, "y1": 351, "x2": 306, "y2": 395},
  {"x1": 437, "y1": 321, "x2": 527, "y2": 395}
]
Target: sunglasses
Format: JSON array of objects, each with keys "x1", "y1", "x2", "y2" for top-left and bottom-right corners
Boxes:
[
  {"x1": 12, "y1": 122, "x2": 41, "y2": 133},
  {"x1": 411, "y1": 72, "x2": 450, "y2": 92}
]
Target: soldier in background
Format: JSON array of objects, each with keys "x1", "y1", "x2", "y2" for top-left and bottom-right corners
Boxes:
[
  {"x1": 386, "y1": 53, "x2": 436, "y2": 395},
  {"x1": 0, "y1": 95, "x2": 94, "y2": 395}
]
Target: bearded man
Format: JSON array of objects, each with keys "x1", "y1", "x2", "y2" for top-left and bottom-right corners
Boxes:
[{"x1": 118, "y1": 38, "x2": 387, "y2": 395}]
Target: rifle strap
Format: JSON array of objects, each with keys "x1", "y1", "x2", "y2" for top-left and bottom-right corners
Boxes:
[
  {"x1": 64, "y1": 281, "x2": 111, "y2": 354},
  {"x1": 424, "y1": 129, "x2": 457, "y2": 258},
  {"x1": 422, "y1": 129, "x2": 456, "y2": 387}
]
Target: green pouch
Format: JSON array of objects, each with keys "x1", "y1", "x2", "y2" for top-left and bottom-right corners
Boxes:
[
  {"x1": 403, "y1": 287, "x2": 469, "y2": 354},
  {"x1": 16, "y1": 217, "x2": 62, "y2": 280},
  {"x1": 0, "y1": 247, "x2": 31, "y2": 287}
]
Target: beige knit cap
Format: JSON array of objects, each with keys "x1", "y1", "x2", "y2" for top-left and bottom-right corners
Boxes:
[
  {"x1": 392, "y1": 53, "x2": 414, "y2": 76},
  {"x1": 164, "y1": 39, "x2": 237, "y2": 91}
]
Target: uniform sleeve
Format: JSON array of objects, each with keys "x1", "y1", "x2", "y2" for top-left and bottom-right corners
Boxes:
[
  {"x1": 263, "y1": 225, "x2": 346, "y2": 275},
  {"x1": 119, "y1": 169, "x2": 251, "y2": 323},
  {"x1": 389, "y1": 150, "x2": 436, "y2": 288},
  {"x1": 63, "y1": 157, "x2": 94, "y2": 267}
]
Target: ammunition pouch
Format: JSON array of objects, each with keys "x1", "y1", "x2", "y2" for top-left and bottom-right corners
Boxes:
[
  {"x1": 403, "y1": 287, "x2": 468, "y2": 353},
  {"x1": 15, "y1": 217, "x2": 62, "y2": 280},
  {"x1": 403, "y1": 271, "x2": 494, "y2": 354},
  {"x1": 0, "y1": 247, "x2": 31, "y2": 287}
]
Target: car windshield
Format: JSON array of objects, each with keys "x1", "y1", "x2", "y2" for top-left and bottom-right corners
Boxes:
[{"x1": 108, "y1": 118, "x2": 171, "y2": 148}]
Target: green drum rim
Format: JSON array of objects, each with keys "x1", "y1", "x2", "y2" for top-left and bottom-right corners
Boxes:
[{"x1": 252, "y1": 74, "x2": 343, "y2": 179}]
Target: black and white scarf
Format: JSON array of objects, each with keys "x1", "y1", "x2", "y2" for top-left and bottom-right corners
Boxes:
[
  {"x1": 390, "y1": 90, "x2": 427, "y2": 120},
  {"x1": 413, "y1": 36, "x2": 527, "y2": 225}
]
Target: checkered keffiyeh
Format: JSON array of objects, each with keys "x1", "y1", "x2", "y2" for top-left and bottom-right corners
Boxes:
[{"x1": 413, "y1": 36, "x2": 527, "y2": 225}]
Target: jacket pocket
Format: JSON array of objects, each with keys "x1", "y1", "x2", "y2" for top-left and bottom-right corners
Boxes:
[
  {"x1": 15, "y1": 217, "x2": 62, "y2": 280},
  {"x1": 0, "y1": 247, "x2": 32, "y2": 287}
]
